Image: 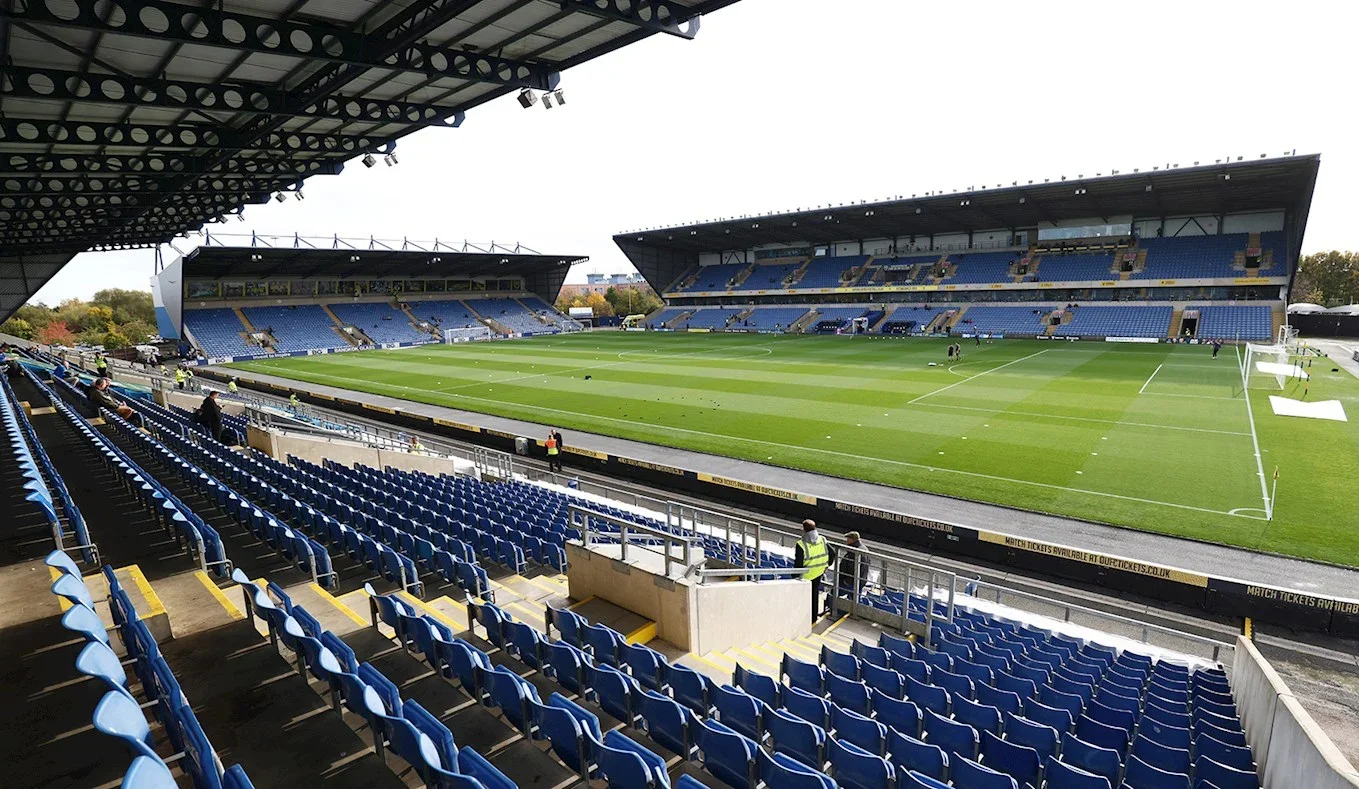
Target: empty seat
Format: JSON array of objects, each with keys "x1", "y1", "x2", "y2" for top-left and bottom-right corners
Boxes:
[
  {"x1": 923, "y1": 707, "x2": 978, "y2": 761},
  {"x1": 757, "y1": 749, "x2": 835, "y2": 789},
  {"x1": 766, "y1": 707, "x2": 826, "y2": 770},
  {"x1": 1122, "y1": 753, "x2": 1190, "y2": 789},
  {"x1": 871, "y1": 689, "x2": 922, "y2": 738},
  {"x1": 1192, "y1": 755, "x2": 1260, "y2": 789},
  {"x1": 887, "y1": 729, "x2": 948, "y2": 783},
  {"x1": 1043, "y1": 757, "x2": 1111, "y2": 789},
  {"x1": 1059, "y1": 733, "x2": 1121, "y2": 786},
  {"x1": 828, "y1": 737, "x2": 895, "y2": 789},
  {"x1": 832, "y1": 704, "x2": 888, "y2": 756},
  {"x1": 952, "y1": 755, "x2": 1018, "y2": 789},
  {"x1": 697, "y1": 719, "x2": 758, "y2": 789}
]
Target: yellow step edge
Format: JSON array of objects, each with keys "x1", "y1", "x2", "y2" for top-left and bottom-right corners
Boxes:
[
  {"x1": 48, "y1": 566, "x2": 72, "y2": 612},
  {"x1": 525, "y1": 575, "x2": 567, "y2": 595},
  {"x1": 397, "y1": 591, "x2": 464, "y2": 631},
  {"x1": 506, "y1": 600, "x2": 544, "y2": 623},
  {"x1": 566, "y1": 596, "x2": 595, "y2": 611},
  {"x1": 731, "y1": 647, "x2": 781, "y2": 673},
  {"x1": 688, "y1": 654, "x2": 735, "y2": 677},
  {"x1": 29, "y1": 406, "x2": 56, "y2": 415},
  {"x1": 624, "y1": 621, "x2": 657, "y2": 646},
  {"x1": 700, "y1": 651, "x2": 736, "y2": 669},
  {"x1": 124, "y1": 565, "x2": 166, "y2": 619},
  {"x1": 747, "y1": 642, "x2": 788, "y2": 660},
  {"x1": 194, "y1": 570, "x2": 244, "y2": 620},
  {"x1": 307, "y1": 582, "x2": 367, "y2": 627},
  {"x1": 823, "y1": 614, "x2": 852, "y2": 634},
  {"x1": 778, "y1": 639, "x2": 820, "y2": 658}
]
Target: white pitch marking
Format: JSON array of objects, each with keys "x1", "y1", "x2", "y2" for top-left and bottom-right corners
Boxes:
[
  {"x1": 1138, "y1": 363, "x2": 1164, "y2": 394},
  {"x1": 1236, "y1": 344, "x2": 1274, "y2": 520},
  {"x1": 909, "y1": 350, "x2": 1050, "y2": 404}
]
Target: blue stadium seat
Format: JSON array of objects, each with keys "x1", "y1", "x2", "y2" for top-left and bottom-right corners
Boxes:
[
  {"x1": 1122, "y1": 753, "x2": 1190, "y2": 789},
  {"x1": 980, "y1": 730, "x2": 1039, "y2": 789},
  {"x1": 696, "y1": 718, "x2": 758, "y2": 789},
  {"x1": 887, "y1": 729, "x2": 948, "y2": 783},
  {"x1": 871, "y1": 689, "x2": 922, "y2": 738},
  {"x1": 712, "y1": 683, "x2": 766, "y2": 743},
  {"x1": 1192, "y1": 755, "x2": 1259, "y2": 789},
  {"x1": 953, "y1": 696, "x2": 1002, "y2": 736},
  {"x1": 1194, "y1": 734, "x2": 1255, "y2": 773},
  {"x1": 757, "y1": 749, "x2": 835, "y2": 789},
  {"x1": 639, "y1": 689, "x2": 697, "y2": 759},
  {"x1": 1043, "y1": 757, "x2": 1111, "y2": 789},
  {"x1": 92, "y1": 690, "x2": 159, "y2": 760},
  {"x1": 828, "y1": 737, "x2": 894, "y2": 789},
  {"x1": 952, "y1": 755, "x2": 1018, "y2": 789},
  {"x1": 924, "y1": 707, "x2": 978, "y2": 761},
  {"x1": 765, "y1": 707, "x2": 826, "y2": 770},
  {"x1": 1059, "y1": 733, "x2": 1121, "y2": 786},
  {"x1": 832, "y1": 704, "x2": 888, "y2": 756},
  {"x1": 599, "y1": 729, "x2": 669, "y2": 789},
  {"x1": 120, "y1": 756, "x2": 177, "y2": 789}
]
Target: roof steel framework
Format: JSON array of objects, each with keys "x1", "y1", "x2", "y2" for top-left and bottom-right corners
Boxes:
[{"x1": 0, "y1": 0, "x2": 740, "y2": 319}]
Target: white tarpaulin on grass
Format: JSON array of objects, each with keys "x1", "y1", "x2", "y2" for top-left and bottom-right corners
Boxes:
[
  {"x1": 1269, "y1": 396, "x2": 1348, "y2": 422},
  {"x1": 1256, "y1": 361, "x2": 1309, "y2": 380}
]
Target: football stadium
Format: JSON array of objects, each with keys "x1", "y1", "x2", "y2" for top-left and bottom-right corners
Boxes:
[{"x1": 2, "y1": 1, "x2": 1358, "y2": 789}]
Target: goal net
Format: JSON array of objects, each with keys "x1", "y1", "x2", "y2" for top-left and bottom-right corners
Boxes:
[
  {"x1": 442, "y1": 326, "x2": 493, "y2": 343},
  {"x1": 1242, "y1": 343, "x2": 1302, "y2": 390}
]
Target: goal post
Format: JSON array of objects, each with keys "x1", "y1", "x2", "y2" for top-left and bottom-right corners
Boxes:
[
  {"x1": 442, "y1": 326, "x2": 493, "y2": 343},
  {"x1": 1242, "y1": 342, "x2": 1299, "y2": 390}
]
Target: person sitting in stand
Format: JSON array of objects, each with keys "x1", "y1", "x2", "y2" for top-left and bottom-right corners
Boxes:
[{"x1": 87, "y1": 377, "x2": 142, "y2": 426}]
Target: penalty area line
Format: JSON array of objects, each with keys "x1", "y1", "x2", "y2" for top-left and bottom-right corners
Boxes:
[
  {"x1": 1138, "y1": 363, "x2": 1163, "y2": 394},
  {"x1": 909, "y1": 350, "x2": 1049, "y2": 404}
]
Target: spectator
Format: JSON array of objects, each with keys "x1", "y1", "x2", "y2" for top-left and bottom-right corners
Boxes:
[
  {"x1": 228, "y1": 377, "x2": 238, "y2": 395},
  {"x1": 837, "y1": 531, "x2": 869, "y2": 601},
  {"x1": 794, "y1": 519, "x2": 832, "y2": 623},
  {"x1": 87, "y1": 377, "x2": 140, "y2": 425},
  {"x1": 545, "y1": 431, "x2": 562, "y2": 472},
  {"x1": 5, "y1": 356, "x2": 21, "y2": 379},
  {"x1": 195, "y1": 390, "x2": 223, "y2": 442}
]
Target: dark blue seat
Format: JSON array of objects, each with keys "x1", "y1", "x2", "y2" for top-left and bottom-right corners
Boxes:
[
  {"x1": 921, "y1": 650, "x2": 954, "y2": 674},
  {"x1": 483, "y1": 664, "x2": 540, "y2": 735},
  {"x1": 1043, "y1": 757, "x2": 1111, "y2": 789},
  {"x1": 1130, "y1": 733, "x2": 1191, "y2": 775},
  {"x1": 441, "y1": 638, "x2": 493, "y2": 699},
  {"x1": 506, "y1": 620, "x2": 545, "y2": 670},
  {"x1": 904, "y1": 675, "x2": 949, "y2": 716},
  {"x1": 734, "y1": 663, "x2": 780, "y2": 709},
  {"x1": 783, "y1": 654, "x2": 826, "y2": 695},
  {"x1": 871, "y1": 688, "x2": 922, "y2": 738},
  {"x1": 952, "y1": 696, "x2": 1002, "y2": 736},
  {"x1": 924, "y1": 707, "x2": 978, "y2": 761},
  {"x1": 853, "y1": 639, "x2": 891, "y2": 669},
  {"x1": 599, "y1": 729, "x2": 670, "y2": 789},
  {"x1": 593, "y1": 663, "x2": 641, "y2": 726},
  {"x1": 1059, "y1": 733, "x2": 1121, "y2": 786},
  {"x1": 827, "y1": 671, "x2": 872, "y2": 716},
  {"x1": 1192, "y1": 755, "x2": 1259, "y2": 789},
  {"x1": 899, "y1": 769, "x2": 951, "y2": 789},
  {"x1": 933, "y1": 668, "x2": 975, "y2": 701},
  {"x1": 1140, "y1": 718, "x2": 1192, "y2": 752},
  {"x1": 623, "y1": 642, "x2": 670, "y2": 692},
  {"x1": 584, "y1": 623, "x2": 625, "y2": 666},
  {"x1": 1122, "y1": 754, "x2": 1189, "y2": 789},
  {"x1": 886, "y1": 729, "x2": 947, "y2": 783},
  {"x1": 1193, "y1": 717, "x2": 1248, "y2": 749},
  {"x1": 669, "y1": 663, "x2": 712, "y2": 715},
  {"x1": 828, "y1": 737, "x2": 894, "y2": 789},
  {"x1": 980, "y1": 730, "x2": 1039, "y2": 789},
  {"x1": 765, "y1": 707, "x2": 826, "y2": 770},
  {"x1": 832, "y1": 704, "x2": 888, "y2": 756},
  {"x1": 712, "y1": 683, "x2": 766, "y2": 743},
  {"x1": 639, "y1": 689, "x2": 696, "y2": 760},
  {"x1": 1050, "y1": 673, "x2": 1094, "y2": 705},
  {"x1": 783, "y1": 684, "x2": 832, "y2": 729},
  {"x1": 544, "y1": 640, "x2": 589, "y2": 696},
  {"x1": 1195, "y1": 734, "x2": 1255, "y2": 772},
  {"x1": 1075, "y1": 714, "x2": 1128, "y2": 756},
  {"x1": 861, "y1": 661, "x2": 904, "y2": 699},
  {"x1": 880, "y1": 633, "x2": 916, "y2": 660},
  {"x1": 458, "y1": 745, "x2": 516, "y2": 789},
  {"x1": 534, "y1": 698, "x2": 595, "y2": 778},
  {"x1": 392, "y1": 700, "x2": 461, "y2": 785},
  {"x1": 1022, "y1": 697, "x2": 1073, "y2": 734},
  {"x1": 952, "y1": 755, "x2": 1018, "y2": 789},
  {"x1": 822, "y1": 646, "x2": 861, "y2": 680},
  {"x1": 757, "y1": 749, "x2": 835, "y2": 789},
  {"x1": 696, "y1": 718, "x2": 758, "y2": 789},
  {"x1": 1085, "y1": 699, "x2": 1136, "y2": 735},
  {"x1": 994, "y1": 671, "x2": 1038, "y2": 702},
  {"x1": 975, "y1": 682, "x2": 1022, "y2": 716},
  {"x1": 1001, "y1": 711, "x2": 1057, "y2": 763},
  {"x1": 1038, "y1": 685, "x2": 1083, "y2": 719},
  {"x1": 894, "y1": 655, "x2": 932, "y2": 684}
]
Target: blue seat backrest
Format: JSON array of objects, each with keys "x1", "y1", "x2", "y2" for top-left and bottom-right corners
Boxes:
[
  {"x1": 1122, "y1": 754, "x2": 1189, "y2": 789},
  {"x1": 782, "y1": 684, "x2": 831, "y2": 729},
  {"x1": 696, "y1": 719, "x2": 757, "y2": 789},
  {"x1": 1195, "y1": 733, "x2": 1255, "y2": 772},
  {"x1": 733, "y1": 664, "x2": 780, "y2": 709},
  {"x1": 887, "y1": 728, "x2": 947, "y2": 782},
  {"x1": 871, "y1": 688, "x2": 922, "y2": 739},
  {"x1": 828, "y1": 736, "x2": 894, "y2": 789},
  {"x1": 827, "y1": 671, "x2": 871, "y2": 716},
  {"x1": 1042, "y1": 756, "x2": 1111, "y2": 789},
  {"x1": 979, "y1": 730, "x2": 1040, "y2": 788},
  {"x1": 1059, "y1": 733, "x2": 1121, "y2": 786},
  {"x1": 904, "y1": 675, "x2": 949, "y2": 716},
  {"x1": 358, "y1": 662, "x2": 402, "y2": 715},
  {"x1": 861, "y1": 661, "x2": 904, "y2": 698},
  {"x1": 924, "y1": 707, "x2": 979, "y2": 761},
  {"x1": 757, "y1": 749, "x2": 834, "y2": 789},
  {"x1": 764, "y1": 707, "x2": 825, "y2": 770},
  {"x1": 783, "y1": 654, "x2": 826, "y2": 695},
  {"x1": 457, "y1": 745, "x2": 516, "y2": 789},
  {"x1": 822, "y1": 646, "x2": 861, "y2": 680},
  {"x1": 639, "y1": 689, "x2": 694, "y2": 759},
  {"x1": 1192, "y1": 755, "x2": 1260, "y2": 789},
  {"x1": 535, "y1": 699, "x2": 590, "y2": 774},
  {"x1": 952, "y1": 755, "x2": 1018, "y2": 789},
  {"x1": 601, "y1": 729, "x2": 670, "y2": 789},
  {"x1": 403, "y1": 699, "x2": 458, "y2": 771}
]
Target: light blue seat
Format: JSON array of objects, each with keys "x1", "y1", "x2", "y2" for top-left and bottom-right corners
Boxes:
[
  {"x1": 757, "y1": 749, "x2": 835, "y2": 789},
  {"x1": 952, "y1": 755, "x2": 1017, "y2": 789},
  {"x1": 828, "y1": 737, "x2": 894, "y2": 789},
  {"x1": 1043, "y1": 757, "x2": 1111, "y2": 789},
  {"x1": 979, "y1": 730, "x2": 1039, "y2": 789},
  {"x1": 120, "y1": 756, "x2": 176, "y2": 789},
  {"x1": 1059, "y1": 733, "x2": 1121, "y2": 786},
  {"x1": 62, "y1": 604, "x2": 112, "y2": 647},
  {"x1": 76, "y1": 641, "x2": 136, "y2": 699},
  {"x1": 599, "y1": 729, "x2": 670, "y2": 789},
  {"x1": 886, "y1": 729, "x2": 947, "y2": 783},
  {"x1": 92, "y1": 690, "x2": 159, "y2": 760},
  {"x1": 1122, "y1": 754, "x2": 1189, "y2": 789},
  {"x1": 832, "y1": 704, "x2": 887, "y2": 756},
  {"x1": 53, "y1": 573, "x2": 96, "y2": 610},
  {"x1": 765, "y1": 707, "x2": 825, "y2": 770},
  {"x1": 697, "y1": 718, "x2": 758, "y2": 789},
  {"x1": 45, "y1": 548, "x2": 83, "y2": 578}
]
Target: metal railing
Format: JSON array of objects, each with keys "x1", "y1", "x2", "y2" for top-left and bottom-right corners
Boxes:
[
  {"x1": 958, "y1": 576, "x2": 1234, "y2": 664},
  {"x1": 569, "y1": 504, "x2": 702, "y2": 579},
  {"x1": 666, "y1": 501, "x2": 764, "y2": 567},
  {"x1": 826, "y1": 543, "x2": 955, "y2": 647}
]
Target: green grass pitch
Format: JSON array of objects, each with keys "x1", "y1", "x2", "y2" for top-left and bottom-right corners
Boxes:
[{"x1": 231, "y1": 332, "x2": 1359, "y2": 567}]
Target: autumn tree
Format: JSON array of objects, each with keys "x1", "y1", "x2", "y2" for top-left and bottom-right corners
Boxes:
[
  {"x1": 35, "y1": 320, "x2": 75, "y2": 346},
  {"x1": 1293, "y1": 251, "x2": 1359, "y2": 307}
]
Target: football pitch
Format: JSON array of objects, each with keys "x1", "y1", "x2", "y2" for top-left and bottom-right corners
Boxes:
[{"x1": 231, "y1": 332, "x2": 1359, "y2": 566}]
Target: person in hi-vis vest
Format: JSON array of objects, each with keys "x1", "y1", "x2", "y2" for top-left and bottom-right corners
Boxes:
[
  {"x1": 794, "y1": 519, "x2": 833, "y2": 623},
  {"x1": 545, "y1": 433, "x2": 562, "y2": 472}
]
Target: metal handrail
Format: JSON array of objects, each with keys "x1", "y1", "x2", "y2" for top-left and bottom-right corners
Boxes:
[
  {"x1": 569, "y1": 504, "x2": 701, "y2": 578},
  {"x1": 959, "y1": 576, "x2": 1233, "y2": 663},
  {"x1": 666, "y1": 501, "x2": 764, "y2": 567},
  {"x1": 690, "y1": 566, "x2": 806, "y2": 584},
  {"x1": 827, "y1": 542, "x2": 956, "y2": 647}
]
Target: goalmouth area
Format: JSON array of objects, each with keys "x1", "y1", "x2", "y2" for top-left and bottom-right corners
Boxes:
[{"x1": 229, "y1": 332, "x2": 1359, "y2": 567}]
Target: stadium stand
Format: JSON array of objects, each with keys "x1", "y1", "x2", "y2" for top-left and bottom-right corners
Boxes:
[
  {"x1": 1258, "y1": 230, "x2": 1286, "y2": 271},
  {"x1": 733, "y1": 307, "x2": 811, "y2": 331},
  {"x1": 1033, "y1": 252, "x2": 1116, "y2": 282},
  {"x1": 182, "y1": 308, "x2": 261, "y2": 358},
  {"x1": 735, "y1": 262, "x2": 803, "y2": 291},
  {"x1": 473, "y1": 298, "x2": 558, "y2": 335},
  {"x1": 645, "y1": 307, "x2": 688, "y2": 328},
  {"x1": 946, "y1": 252, "x2": 1021, "y2": 285},
  {"x1": 1190, "y1": 304, "x2": 1273, "y2": 340},
  {"x1": 880, "y1": 306, "x2": 951, "y2": 334},
  {"x1": 1134, "y1": 235, "x2": 1245, "y2": 280},
  {"x1": 797, "y1": 256, "x2": 866, "y2": 289},
  {"x1": 958, "y1": 306, "x2": 1046, "y2": 336},
  {"x1": 677, "y1": 263, "x2": 748, "y2": 292},
  {"x1": 242, "y1": 305, "x2": 346, "y2": 353},
  {"x1": 327, "y1": 302, "x2": 431, "y2": 344},
  {"x1": 807, "y1": 306, "x2": 870, "y2": 332},
  {"x1": 682, "y1": 307, "x2": 745, "y2": 329},
  {"x1": 1061, "y1": 305, "x2": 1174, "y2": 338},
  {"x1": 410, "y1": 298, "x2": 489, "y2": 330}
]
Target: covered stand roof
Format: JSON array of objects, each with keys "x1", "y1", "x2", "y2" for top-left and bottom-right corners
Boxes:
[
  {"x1": 615, "y1": 155, "x2": 1320, "y2": 292},
  {"x1": 0, "y1": 0, "x2": 740, "y2": 319},
  {"x1": 181, "y1": 245, "x2": 585, "y2": 301}
]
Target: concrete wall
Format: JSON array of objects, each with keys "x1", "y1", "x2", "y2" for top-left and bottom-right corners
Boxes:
[
  {"x1": 1233, "y1": 636, "x2": 1359, "y2": 788},
  {"x1": 155, "y1": 388, "x2": 247, "y2": 416},
  {"x1": 246, "y1": 425, "x2": 475, "y2": 477},
  {"x1": 564, "y1": 541, "x2": 810, "y2": 653}
]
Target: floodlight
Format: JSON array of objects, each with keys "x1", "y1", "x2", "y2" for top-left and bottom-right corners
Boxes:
[
  {"x1": 295, "y1": 191, "x2": 305, "y2": 200},
  {"x1": 362, "y1": 153, "x2": 376, "y2": 167},
  {"x1": 542, "y1": 92, "x2": 554, "y2": 109},
  {"x1": 517, "y1": 88, "x2": 536, "y2": 108},
  {"x1": 552, "y1": 89, "x2": 565, "y2": 106},
  {"x1": 274, "y1": 192, "x2": 286, "y2": 203}
]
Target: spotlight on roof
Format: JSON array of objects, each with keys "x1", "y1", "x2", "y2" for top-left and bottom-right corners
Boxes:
[
  {"x1": 274, "y1": 192, "x2": 286, "y2": 203},
  {"x1": 362, "y1": 153, "x2": 376, "y2": 168},
  {"x1": 542, "y1": 92, "x2": 554, "y2": 109},
  {"x1": 295, "y1": 191, "x2": 305, "y2": 200},
  {"x1": 384, "y1": 154, "x2": 398, "y2": 166},
  {"x1": 551, "y1": 89, "x2": 565, "y2": 106},
  {"x1": 236, "y1": 212, "x2": 245, "y2": 222},
  {"x1": 517, "y1": 88, "x2": 537, "y2": 108}
]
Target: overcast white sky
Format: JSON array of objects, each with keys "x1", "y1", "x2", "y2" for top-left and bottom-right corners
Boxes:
[{"x1": 29, "y1": 0, "x2": 1359, "y2": 304}]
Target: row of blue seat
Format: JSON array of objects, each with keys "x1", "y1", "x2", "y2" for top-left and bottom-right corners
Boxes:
[
  {"x1": 46, "y1": 551, "x2": 253, "y2": 789},
  {"x1": 229, "y1": 572, "x2": 522, "y2": 788},
  {"x1": 2, "y1": 374, "x2": 98, "y2": 563}
]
